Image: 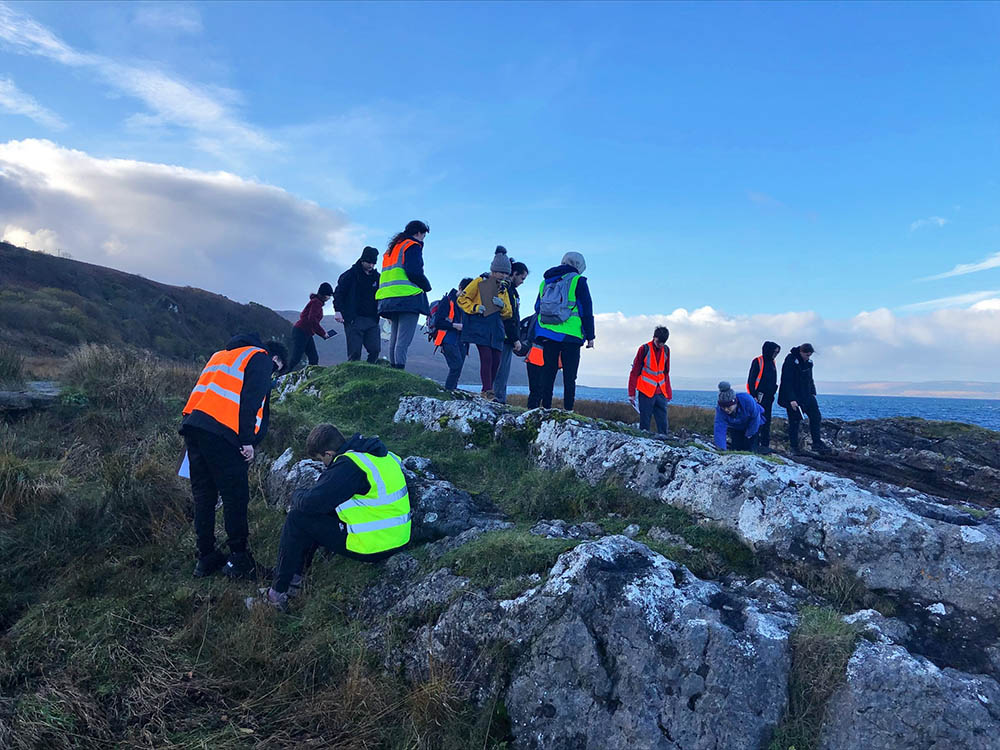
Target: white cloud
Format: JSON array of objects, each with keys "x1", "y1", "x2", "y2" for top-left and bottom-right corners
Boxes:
[
  {"x1": 910, "y1": 216, "x2": 949, "y2": 231},
  {"x1": 898, "y1": 290, "x2": 1000, "y2": 312},
  {"x1": 0, "y1": 77, "x2": 65, "y2": 129},
  {"x1": 0, "y1": 3, "x2": 269, "y2": 152},
  {"x1": 133, "y1": 4, "x2": 203, "y2": 34},
  {"x1": 0, "y1": 139, "x2": 363, "y2": 308},
  {"x1": 579, "y1": 303, "x2": 1000, "y2": 387},
  {"x1": 921, "y1": 251, "x2": 1000, "y2": 281}
]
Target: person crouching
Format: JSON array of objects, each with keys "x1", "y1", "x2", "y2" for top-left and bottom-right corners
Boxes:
[
  {"x1": 714, "y1": 381, "x2": 766, "y2": 453},
  {"x1": 260, "y1": 423, "x2": 410, "y2": 611}
]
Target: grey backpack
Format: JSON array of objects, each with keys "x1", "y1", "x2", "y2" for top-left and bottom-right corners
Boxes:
[{"x1": 538, "y1": 273, "x2": 578, "y2": 325}]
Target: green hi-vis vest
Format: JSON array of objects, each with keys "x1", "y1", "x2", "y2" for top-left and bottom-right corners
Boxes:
[
  {"x1": 375, "y1": 239, "x2": 423, "y2": 300},
  {"x1": 336, "y1": 451, "x2": 411, "y2": 555},
  {"x1": 536, "y1": 274, "x2": 583, "y2": 339}
]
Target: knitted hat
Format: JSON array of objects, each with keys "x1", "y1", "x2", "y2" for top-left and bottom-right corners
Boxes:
[
  {"x1": 561, "y1": 251, "x2": 586, "y2": 273},
  {"x1": 360, "y1": 246, "x2": 378, "y2": 264},
  {"x1": 491, "y1": 246, "x2": 512, "y2": 274},
  {"x1": 318, "y1": 282, "x2": 334, "y2": 296},
  {"x1": 717, "y1": 381, "x2": 737, "y2": 406}
]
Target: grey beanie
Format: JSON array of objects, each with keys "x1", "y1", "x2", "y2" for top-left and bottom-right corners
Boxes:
[
  {"x1": 491, "y1": 245, "x2": 512, "y2": 274},
  {"x1": 717, "y1": 381, "x2": 736, "y2": 406},
  {"x1": 561, "y1": 251, "x2": 586, "y2": 273}
]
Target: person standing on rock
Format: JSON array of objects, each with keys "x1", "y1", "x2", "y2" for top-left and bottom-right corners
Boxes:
[
  {"x1": 181, "y1": 334, "x2": 288, "y2": 580},
  {"x1": 714, "y1": 381, "x2": 766, "y2": 452},
  {"x1": 257, "y1": 423, "x2": 410, "y2": 612},
  {"x1": 432, "y1": 277, "x2": 473, "y2": 390},
  {"x1": 627, "y1": 326, "x2": 672, "y2": 434},
  {"x1": 287, "y1": 282, "x2": 336, "y2": 371},
  {"x1": 493, "y1": 259, "x2": 530, "y2": 404},
  {"x1": 376, "y1": 220, "x2": 432, "y2": 370},
  {"x1": 777, "y1": 342, "x2": 830, "y2": 455},
  {"x1": 747, "y1": 341, "x2": 780, "y2": 453},
  {"x1": 533, "y1": 251, "x2": 595, "y2": 411},
  {"x1": 457, "y1": 247, "x2": 514, "y2": 400},
  {"x1": 333, "y1": 246, "x2": 381, "y2": 364}
]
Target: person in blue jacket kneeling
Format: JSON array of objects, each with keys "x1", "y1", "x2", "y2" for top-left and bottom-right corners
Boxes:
[{"x1": 714, "y1": 381, "x2": 767, "y2": 453}]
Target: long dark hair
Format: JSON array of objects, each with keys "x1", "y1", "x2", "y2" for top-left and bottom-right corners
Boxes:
[{"x1": 386, "y1": 219, "x2": 430, "y2": 254}]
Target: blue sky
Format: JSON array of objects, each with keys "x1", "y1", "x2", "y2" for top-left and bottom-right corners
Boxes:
[{"x1": 1, "y1": 1, "x2": 999, "y2": 387}]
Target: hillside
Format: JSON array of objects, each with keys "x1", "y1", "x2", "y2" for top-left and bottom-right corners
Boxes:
[{"x1": 0, "y1": 242, "x2": 291, "y2": 362}]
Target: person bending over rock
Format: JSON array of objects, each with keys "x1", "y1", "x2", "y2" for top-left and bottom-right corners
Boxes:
[
  {"x1": 777, "y1": 342, "x2": 830, "y2": 455},
  {"x1": 714, "y1": 381, "x2": 766, "y2": 453},
  {"x1": 256, "y1": 423, "x2": 411, "y2": 612}
]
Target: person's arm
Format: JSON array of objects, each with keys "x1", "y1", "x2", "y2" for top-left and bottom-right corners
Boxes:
[
  {"x1": 333, "y1": 270, "x2": 352, "y2": 319},
  {"x1": 713, "y1": 409, "x2": 728, "y2": 450},
  {"x1": 403, "y1": 245, "x2": 432, "y2": 293},
  {"x1": 457, "y1": 277, "x2": 482, "y2": 314},
  {"x1": 627, "y1": 346, "x2": 644, "y2": 399},
  {"x1": 306, "y1": 298, "x2": 327, "y2": 338},
  {"x1": 434, "y1": 296, "x2": 456, "y2": 331},
  {"x1": 499, "y1": 289, "x2": 513, "y2": 320},
  {"x1": 747, "y1": 400, "x2": 764, "y2": 437},
  {"x1": 782, "y1": 359, "x2": 802, "y2": 405},
  {"x1": 292, "y1": 458, "x2": 370, "y2": 515},
  {"x1": 664, "y1": 346, "x2": 672, "y2": 400},
  {"x1": 576, "y1": 277, "x2": 595, "y2": 341},
  {"x1": 238, "y1": 352, "x2": 272, "y2": 446},
  {"x1": 747, "y1": 359, "x2": 760, "y2": 396}
]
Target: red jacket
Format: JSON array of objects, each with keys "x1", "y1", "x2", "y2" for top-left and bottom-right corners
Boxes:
[
  {"x1": 293, "y1": 294, "x2": 328, "y2": 338},
  {"x1": 628, "y1": 342, "x2": 672, "y2": 399}
]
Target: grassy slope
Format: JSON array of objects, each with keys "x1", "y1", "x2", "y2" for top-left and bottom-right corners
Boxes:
[{"x1": 1, "y1": 353, "x2": 850, "y2": 748}]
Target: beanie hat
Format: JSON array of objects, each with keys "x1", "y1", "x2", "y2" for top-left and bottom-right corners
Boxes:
[
  {"x1": 318, "y1": 282, "x2": 334, "y2": 296},
  {"x1": 360, "y1": 246, "x2": 378, "y2": 264},
  {"x1": 491, "y1": 245, "x2": 512, "y2": 274},
  {"x1": 561, "y1": 251, "x2": 587, "y2": 273},
  {"x1": 718, "y1": 381, "x2": 737, "y2": 407}
]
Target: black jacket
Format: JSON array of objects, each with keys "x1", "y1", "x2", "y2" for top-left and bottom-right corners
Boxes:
[
  {"x1": 433, "y1": 289, "x2": 465, "y2": 342},
  {"x1": 291, "y1": 434, "x2": 390, "y2": 515},
  {"x1": 333, "y1": 261, "x2": 380, "y2": 323},
  {"x1": 502, "y1": 283, "x2": 522, "y2": 345},
  {"x1": 747, "y1": 341, "x2": 780, "y2": 399},
  {"x1": 180, "y1": 333, "x2": 275, "y2": 446},
  {"x1": 777, "y1": 346, "x2": 817, "y2": 408}
]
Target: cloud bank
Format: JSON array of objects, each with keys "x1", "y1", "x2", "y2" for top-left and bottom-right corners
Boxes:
[{"x1": 0, "y1": 139, "x2": 359, "y2": 307}]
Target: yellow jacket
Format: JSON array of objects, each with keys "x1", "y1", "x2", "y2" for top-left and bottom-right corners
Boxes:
[{"x1": 457, "y1": 276, "x2": 513, "y2": 320}]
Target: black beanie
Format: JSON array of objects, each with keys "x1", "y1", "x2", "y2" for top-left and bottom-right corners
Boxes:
[
  {"x1": 360, "y1": 246, "x2": 378, "y2": 264},
  {"x1": 318, "y1": 282, "x2": 333, "y2": 296}
]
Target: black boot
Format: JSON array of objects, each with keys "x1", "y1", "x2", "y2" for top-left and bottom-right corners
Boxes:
[
  {"x1": 223, "y1": 551, "x2": 269, "y2": 581},
  {"x1": 193, "y1": 549, "x2": 228, "y2": 578}
]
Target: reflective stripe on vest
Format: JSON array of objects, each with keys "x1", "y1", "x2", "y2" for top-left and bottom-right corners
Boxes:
[
  {"x1": 376, "y1": 239, "x2": 422, "y2": 300},
  {"x1": 433, "y1": 300, "x2": 455, "y2": 346},
  {"x1": 748, "y1": 355, "x2": 765, "y2": 394},
  {"x1": 182, "y1": 346, "x2": 266, "y2": 437},
  {"x1": 336, "y1": 451, "x2": 411, "y2": 555},
  {"x1": 536, "y1": 274, "x2": 583, "y2": 339},
  {"x1": 636, "y1": 342, "x2": 668, "y2": 398}
]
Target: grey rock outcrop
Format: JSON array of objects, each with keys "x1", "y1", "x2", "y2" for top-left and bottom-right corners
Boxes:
[
  {"x1": 820, "y1": 640, "x2": 1000, "y2": 750},
  {"x1": 265, "y1": 448, "x2": 323, "y2": 511},
  {"x1": 0, "y1": 381, "x2": 60, "y2": 411},
  {"x1": 529, "y1": 519, "x2": 604, "y2": 540}
]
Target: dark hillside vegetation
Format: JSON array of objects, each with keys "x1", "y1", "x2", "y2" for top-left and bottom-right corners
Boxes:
[{"x1": 0, "y1": 242, "x2": 290, "y2": 362}]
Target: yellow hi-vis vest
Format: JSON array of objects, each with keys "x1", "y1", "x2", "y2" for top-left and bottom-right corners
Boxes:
[
  {"x1": 375, "y1": 239, "x2": 422, "y2": 300},
  {"x1": 335, "y1": 451, "x2": 411, "y2": 555},
  {"x1": 182, "y1": 346, "x2": 266, "y2": 438}
]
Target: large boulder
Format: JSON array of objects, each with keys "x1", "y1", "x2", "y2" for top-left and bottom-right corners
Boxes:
[{"x1": 820, "y1": 640, "x2": 1000, "y2": 750}]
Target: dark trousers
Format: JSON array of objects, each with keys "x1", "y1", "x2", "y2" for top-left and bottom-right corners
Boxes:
[
  {"x1": 638, "y1": 392, "x2": 669, "y2": 434},
  {"x1": 786, "y1": 396, "x2": 823, "y2": 449},
  {"x1": 729, "y1": 428, "x2": 760, "y2": 452},
  {"x1": 759, "y1": 394, "x2": 774, "y2": 448},
  {"x1": 272, "y1": 508, "x2": 393, "y2": 593},
  {"x1": 345, "y1": 316, "x2": 380, "y2": 363},
  {"x1": 476, "y1": 345, "x2": 502, "y2": 392},
  {"x1": 526, "y1": 361, "x2": 545, "y2": 408},
  {"x1": 539, "y1": 340, "x2": 582, "y2": 410},
  {"x1": 288, "y1": 326, "x2": 319, "y2": 370},
  {"x1": 441, "y1": 338, "x2": 467, "y2": 390},
  {"x1": 184, "y1": 428, "x2": 250, "y2": 556}
]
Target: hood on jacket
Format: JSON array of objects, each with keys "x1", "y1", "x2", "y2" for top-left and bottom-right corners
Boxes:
[
  {"x1": 340, "y1": 433, "x2": 389, "y2": 458},
  {"x1": 543, "y1": 263, "x2": 582, "y2": 280},
  {"x1": 225, "y1": 332, "x2": 265, "y2": 350},
  {"x1": 762, "y1": 341, "x2": 780, "y2": 358}
]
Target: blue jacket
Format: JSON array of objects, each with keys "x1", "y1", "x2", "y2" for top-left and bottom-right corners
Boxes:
[
  {"x1": 533, "y1": 264, "x2": 595, "y2": 345},
  {"x1": 714, "y1": 392, "x2": 765, "y2": 450},
  {"x1": 377, "y1": 238, "x2": 432, "y2": 317}
]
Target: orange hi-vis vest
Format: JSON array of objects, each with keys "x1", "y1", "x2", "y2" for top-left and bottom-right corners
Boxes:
[
  {"x1": 182, "y1": 346, "x2": 267, "y2": 438},
  {"x1": 434, "y1": 300, "x2": 456, "y2": 346},
  {"x1": 526, "y1": 344, "x2": 562, "y2": 369},
  {"x1": 636, "y1": 341, "x2": 669, "y2": 398},
  {"x1": 748, "y1": 355, "x2": 765, "y2": 393}
]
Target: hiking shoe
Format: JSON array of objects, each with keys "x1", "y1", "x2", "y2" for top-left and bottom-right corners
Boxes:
[
  {"x1": 193, "y1": 550, "x2": 228, "y2": 578},
  {"x1": 223, "y1": 552, "x2": 269, "y2": 581},
  {"x1": 245, "y1": 587, "x2": 289, "y2": 613},
  {"x1": 814, "y1": 442, "x2": 832, "y2": 455},
  {"x1": 287, "y1": 574, "x2": 304, "y2": 598}
]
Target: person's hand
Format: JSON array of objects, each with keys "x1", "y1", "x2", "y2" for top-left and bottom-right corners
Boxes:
[
  {"x1": 492, "y1": 296, "x2": 505, "y2": 309},
  {"x1": 790, "y1": 400, "x2": 798, "y2": 410},
  {"x1": 334, "y1": 312, "x2": 344, "y2": 324},
  {"x1": 240, "y1": 445, "x2": 254, "y2": 462},
  {"x1": 513, "y1": 340, "x2": 522, "y2": 353},
  {"x1": 475, "y1": 304, "x2": 485, "y2": 314},
  {"x1": 585, "y1": 339, "x2": 595, "y2": 349},
  {"x1": 629, "y1": 395, "x2": 637, "y2": 409},
  {"x1": 453, "y1": 322, "x2": 463, "y2": 331}
]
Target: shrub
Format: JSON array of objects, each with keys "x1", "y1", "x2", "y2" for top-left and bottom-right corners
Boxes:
[{"x1": 0, "y1": 455, "x2": 66, "y2": 522}]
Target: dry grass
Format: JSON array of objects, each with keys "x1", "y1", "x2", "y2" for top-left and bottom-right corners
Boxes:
[
  {"x1": 506, "y1": 394, "x2": 714, "y2": 434},
  {"x1": 0, "y1": 454, "x2": 66, "y2": 522},
  {"x1": 0, "y1": 344, "x2": 24, "y2": 386}
]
